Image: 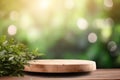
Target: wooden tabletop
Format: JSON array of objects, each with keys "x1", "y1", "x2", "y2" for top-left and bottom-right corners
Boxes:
[{"x1": 0, "y1": 69, "x2": 120, "y2": 80}]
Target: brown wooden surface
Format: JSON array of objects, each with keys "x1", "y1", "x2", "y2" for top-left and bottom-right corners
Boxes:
[
  {"x1": 0, "y1": 69, "x2": 120, "y2": 80},
  {"x1": 24, "y1": 60, "x2": 96, "y2": 73}
]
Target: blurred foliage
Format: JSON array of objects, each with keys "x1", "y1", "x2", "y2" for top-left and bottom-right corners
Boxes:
[{"x1": 0, "y1": 0, "x2": 120, "y2": 68}]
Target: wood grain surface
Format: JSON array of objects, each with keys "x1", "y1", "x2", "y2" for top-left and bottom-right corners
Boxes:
[
  {"x1": 0, "y1": 69, "x2": 120, "y2": 80},
  {"x1": 24, "y1": 59, "x2": 96, "y2": 73}
]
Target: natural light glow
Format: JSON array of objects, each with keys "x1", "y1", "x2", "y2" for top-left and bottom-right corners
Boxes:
[
  {"x1": 20, "y1": 13, "x2": 33, "y2": 29},
  {"x1": 104, "y1": 0, "x2": 113, "y2": 8},
  {"x1": 101, "y1": 27, "x2": 111, "y2": 41},
  {"x1": 94, "y1": 18, "x2": 113, "y2": 28},
  {"x1": 77, "y1": 18, "x2": 88, "y2": 30},
  {"x1": 93, "y1": 18, "x2": 112, "y2": 42},
  {"x1": 105, "y1": 18, "x2": 114, "y2": 26},
  {"x1": 8, "y1": 25, "x2": 17, "y2": 36},
  {"x1": 108, "y1": 41, "x2": 117, "y2": 52},
  {"x1": 51, "y1": 18, "x2": 60, "y2": 27},
  {"x1": 51, "y1": 16, "x2": 63, "y2": 27},
  {"x1": 27, "y1": 27, "x2": 40, "y2": 42},
  {"x1": 9, "y1": 11, "x2": 19, "y2": 21},
  {"x1": 65, "y1": 0, "x2": 74, "y2": 9},
  {"x1": 88, "y1": 33, "x2": 97, "y2": 43},
  {"x1": 38, "y1": 0, "x2": 50, "y2": 10},
  {"x1": 93, "y1": 19, "x2": 104, "y2": 29}
]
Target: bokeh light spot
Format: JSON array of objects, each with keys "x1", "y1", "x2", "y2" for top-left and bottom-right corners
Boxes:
[
  {"x1": 88, "y1": 33, "x2": 97, "y2": 43},
  {"x1": 105, "y1": 18, "x2": 114, "y2": 26},
  {"x1": 8, "y1": 25, "x2": 17, "y2": 36},
  {"x1": 104, "y1": 0, "x2": 113, "y2": 8},
  {"x1": 77, "y1": 18, "x2": 88, "y2": 30},
  {"x1": 108, "y1": 41, "x2": 117, "y2": 52}
]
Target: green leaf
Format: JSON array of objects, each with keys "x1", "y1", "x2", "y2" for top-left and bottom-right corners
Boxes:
[{"x1": 9, "y1": 56, "x2": 14, "y2": 61}]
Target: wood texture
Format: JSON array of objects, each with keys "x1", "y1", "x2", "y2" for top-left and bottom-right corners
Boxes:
[
  {"x1": 24, "y1": 59, "x2": 96, "y2": 73},
  {"x1": 0, "y1": 69, "x2": 120, "y2": 80}
]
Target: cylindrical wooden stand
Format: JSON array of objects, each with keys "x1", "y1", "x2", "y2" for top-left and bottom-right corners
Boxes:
[{"x1": 24, "y1": 59, "x2": 96, "y2": 73}]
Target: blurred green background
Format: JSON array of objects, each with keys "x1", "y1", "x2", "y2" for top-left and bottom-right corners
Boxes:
[{"x1": 0, "y1": 0, "x2": 120, "y2": 68}]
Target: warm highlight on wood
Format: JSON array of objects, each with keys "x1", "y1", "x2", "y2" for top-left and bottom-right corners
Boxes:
[{"x1": 24, "y1": 59, "x2": 96, "y2": 73}]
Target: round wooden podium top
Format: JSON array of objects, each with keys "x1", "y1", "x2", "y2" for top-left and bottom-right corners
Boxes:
[{"x1": 24, "y1": 59, "x2": 96, "y2": 73}]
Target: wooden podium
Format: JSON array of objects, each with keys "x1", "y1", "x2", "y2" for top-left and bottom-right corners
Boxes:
[{"x1": 24, "y1": 59, "x2": 96, "y2": 73}]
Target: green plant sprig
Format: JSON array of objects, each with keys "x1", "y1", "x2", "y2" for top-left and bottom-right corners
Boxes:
[{"x1": 0, "y1": 35, "x2": 41, "y2": 76}]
